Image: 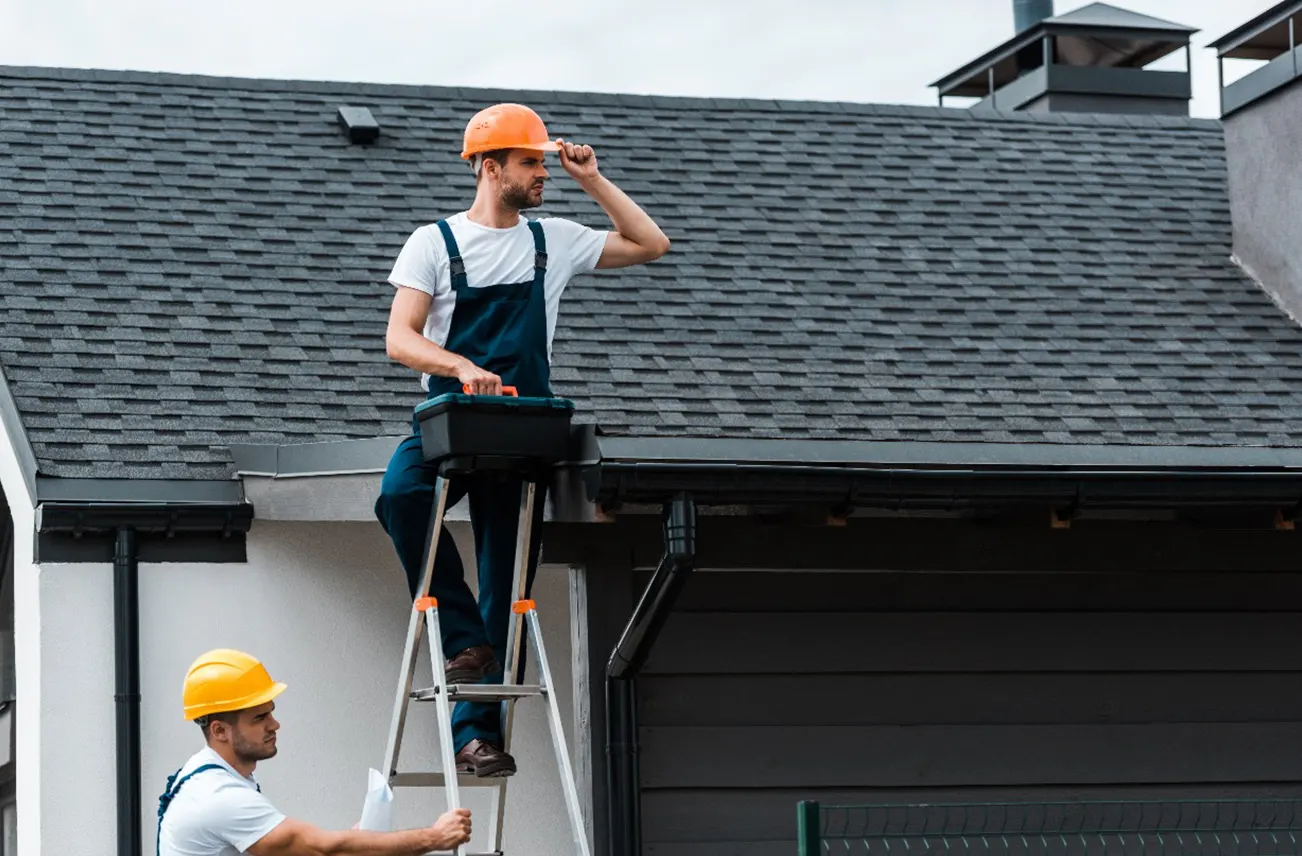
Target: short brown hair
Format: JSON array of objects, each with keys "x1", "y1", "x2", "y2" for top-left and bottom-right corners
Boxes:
[
  {"x1": 473, "y1": 149, "x2": 511, "y2": 179},
  {"x1": 195, "y1": 709, "x2": 242, "y2": 738}
]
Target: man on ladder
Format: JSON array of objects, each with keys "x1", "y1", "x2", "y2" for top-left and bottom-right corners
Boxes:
[
  {"x1": 374, "y1": 102, "x2": 670, "y2": 777},
  {"x1": 157, "y1": 648, "x2": 473, "y2": 855}
]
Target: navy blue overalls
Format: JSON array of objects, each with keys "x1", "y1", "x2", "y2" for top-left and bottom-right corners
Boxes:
[
  {"x1": 156, "y1": 763, "x2": 251, "y2": 854},
  {"x1": 375, "y1": 218, "x2": 550, "y2": 754}
]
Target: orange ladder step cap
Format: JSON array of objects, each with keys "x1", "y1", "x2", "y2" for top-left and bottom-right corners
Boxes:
[
  {"x1": 511, "y1": 599, "x2": 536, "y2": 614},
  {"x1": 415, "y1": 596, "x2": 438, "y2": 611}
]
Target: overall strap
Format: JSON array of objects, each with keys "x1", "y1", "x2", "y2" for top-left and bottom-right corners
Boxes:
[
  {"x1": 527, "y1": 220, "x2": 547, "y2": 290},
  {"x1": 435, "y1": 220, "x2": 468, "y2": 290},
  {"x1": 157, "y1": 763, "x2": 227, "y2": 854}
]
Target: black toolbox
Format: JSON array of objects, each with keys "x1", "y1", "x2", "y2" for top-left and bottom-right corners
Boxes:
[{"x1": 414, "y1": 387, "x2": 575, "y2": 475}]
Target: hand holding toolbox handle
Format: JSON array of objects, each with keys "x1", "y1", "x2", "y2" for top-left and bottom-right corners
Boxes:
[{"x1": 462, "y1": 383, "x2": 518, "y2": 397}]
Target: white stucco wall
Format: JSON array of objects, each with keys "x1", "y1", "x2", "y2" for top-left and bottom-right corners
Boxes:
[{"x1": 36, "y1": 515, "x2": 584, "y2": 855}]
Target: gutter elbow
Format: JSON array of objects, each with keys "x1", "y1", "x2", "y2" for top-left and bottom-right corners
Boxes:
[{"x1": 605, "y1": 493, "x2": 696, "y2": 856}]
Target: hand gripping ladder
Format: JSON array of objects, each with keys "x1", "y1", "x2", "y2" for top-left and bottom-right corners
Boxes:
[{"x1": 381, "y1": 387, "x2": 589, "y2": 856}]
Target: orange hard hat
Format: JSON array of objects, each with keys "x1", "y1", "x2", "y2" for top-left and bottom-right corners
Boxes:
[
  {"x1": 182, "y1": 648, "x2": 287, "y2": 721},
  {"x1": 461, "y1": 103, "x2": 560, "y2": 160}
]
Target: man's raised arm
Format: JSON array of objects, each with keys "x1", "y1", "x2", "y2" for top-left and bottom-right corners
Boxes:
[{"x1": 556, "y1": 139, "x2": 671, "y2": 269}]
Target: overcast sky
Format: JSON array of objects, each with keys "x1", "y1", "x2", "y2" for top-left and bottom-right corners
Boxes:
[{"x1": 0, "y1": 0, "x2": 1282, "y2": 119}]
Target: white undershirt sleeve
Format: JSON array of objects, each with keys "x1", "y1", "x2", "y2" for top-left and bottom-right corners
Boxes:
[
  {"x1": 541, "y1": 217, "x2": 609, "y2": 274},
  {"x1": 203, "y1": 781, "x2": 288, "y2": 853},
  {"x1": 388, "y1": 226, "x2": 447, "y2": 296}
]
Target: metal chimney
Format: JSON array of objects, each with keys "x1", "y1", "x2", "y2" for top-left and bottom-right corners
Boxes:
[
  {"x1": 933, "y1": 2, "x2": 1196, "y2": 116},
  {"x1": 1014, "y1": 0, "x2": 1054, "y2": 32}
]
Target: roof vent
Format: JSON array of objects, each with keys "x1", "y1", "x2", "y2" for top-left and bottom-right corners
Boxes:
[
  {"x1": 337, "y1": 106, "x2": 379, "y2": 144},
  {"x1": 932, "y1": 2, "x2": 1197, "y2": 116},
  {"x1": 1209, "y1": 0, "x2": 1302, "y2": 117}
]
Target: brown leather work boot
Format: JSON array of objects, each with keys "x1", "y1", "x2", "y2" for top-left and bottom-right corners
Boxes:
[
  {"x1": 444, "y1": 645, "x2": 501, "y2": 685},
  {"x1": 455, "y1": 738, "x2": 517, "y2": 777}
]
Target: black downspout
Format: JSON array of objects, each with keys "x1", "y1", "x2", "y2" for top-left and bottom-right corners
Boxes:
[
  {"x1": 606, "y1": 493, "x2": 697, "y2": 856},
  {"x1": 114, "y1": 526, "x2": 142, "y2": 856}
]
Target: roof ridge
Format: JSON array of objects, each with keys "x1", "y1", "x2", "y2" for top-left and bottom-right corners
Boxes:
[{"x1": 0, "y1": 63, "x2": 1224, "y2": 130}]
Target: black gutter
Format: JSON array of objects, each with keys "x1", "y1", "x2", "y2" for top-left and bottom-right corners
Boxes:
[
  {"x1": 37, "y1": 502, "x2": 254, "y2": 535},
  {"x1": 35, "y1": 476, "x2": 245, "y2": 505},
  {"x1": 606, "y1": 493, "x2": 696, "y2": 856},
  {"x1": 114, "y1": 526, "x2": 142, "y2": 856},
  {"x1": 590, "y1": 461, "x2": 1302, "y2": 513}
]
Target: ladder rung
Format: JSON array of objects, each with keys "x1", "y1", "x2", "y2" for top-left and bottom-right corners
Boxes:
[
  {"x1": 388, "y1": 772, "x2": 508, "y2": 789},
  {"x1": 412, "y1": 683, "x2": 542, "y2": 702},
  {"x1": 465, "y1": 852, "x2": 503, "y2": 856}
]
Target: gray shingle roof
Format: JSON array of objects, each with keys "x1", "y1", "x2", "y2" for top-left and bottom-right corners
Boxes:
[{"x1": 3, "y1": 66, "x2": 1302, "y2": 481}]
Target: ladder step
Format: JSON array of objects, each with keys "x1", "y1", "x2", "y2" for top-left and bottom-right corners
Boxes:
[
  {"x1": 389, "y1": 772, "x2": 508, "y2": 789},
  {"x1": 412, "y1": 683, "x2": 542, "y2": 703}
]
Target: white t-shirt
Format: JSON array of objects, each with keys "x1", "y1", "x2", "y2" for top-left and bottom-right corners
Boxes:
[
  {"x1": 157, "y1": 747, "x2": 286, "y2": 856},
  {"x1": 387, "y1": 212, "x2": 608, "y2": 390}
]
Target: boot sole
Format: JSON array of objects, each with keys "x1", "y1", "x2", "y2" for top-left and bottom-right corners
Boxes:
[{"x1": 456, "y1": 759, "x2": 517, "y2": 778}]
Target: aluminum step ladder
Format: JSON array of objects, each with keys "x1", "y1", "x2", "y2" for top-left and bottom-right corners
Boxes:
[{"x1": 380, "y1": 457, "x2": 589, "y2": 856}]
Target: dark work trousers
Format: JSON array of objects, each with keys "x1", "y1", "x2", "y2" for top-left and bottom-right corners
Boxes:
[{"x1": 375, "y1": 438, "x2": 546, "y2": 752}]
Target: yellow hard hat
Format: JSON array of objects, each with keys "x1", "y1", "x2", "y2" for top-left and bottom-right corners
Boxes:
[{"x1": 182, "y1": 648, "x2": 287, "y2": 721}]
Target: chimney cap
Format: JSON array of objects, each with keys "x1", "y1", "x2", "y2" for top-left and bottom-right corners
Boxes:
[
  {"x1": 1048, "y1": 2, "x2": 1195, "y2": 35},
  {"x1": 337, "y1": 105, "x2": 380, "y2": 144},
  {"x1": 1208, "y1": 0, "x2": 1302, "y2": 59},
  {"x1": 932, "y1": 2, "x2": 1196, "y2": 99}
]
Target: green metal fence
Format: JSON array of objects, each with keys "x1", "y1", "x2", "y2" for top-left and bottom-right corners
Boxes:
[{"x1": 797, "y1": 799, "x2": 1302, "y2": 855}]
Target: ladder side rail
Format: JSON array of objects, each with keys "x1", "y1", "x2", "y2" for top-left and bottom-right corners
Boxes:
[
  {"x1": 490, "y1": 479, "x2": 537, "y2": 854},
  {"x1": 500, "y1": 479, "x2": 536, "y2": 695},
  {"x1": 382, "y1": 476, "x2": 451, "y2": 779},
  {"x1": 424, "y1": 601, "x2": 463, "y2": 856},
  {"x1": 525, "y1": 603, "x2": 592, "y2": 856}
]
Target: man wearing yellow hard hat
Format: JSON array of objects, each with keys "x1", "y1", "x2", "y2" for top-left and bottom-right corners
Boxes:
[
  {"x1": 375, "y1": 103, "x2": 670, "y2": 776},
  {"x1": 157, "y1": 648, "x2": 472, "y2": 855}
]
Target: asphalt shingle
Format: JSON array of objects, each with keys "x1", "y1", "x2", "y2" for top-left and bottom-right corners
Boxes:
[{"x1": 3, "y1": 66, "x2": 1302, "y2": 480}]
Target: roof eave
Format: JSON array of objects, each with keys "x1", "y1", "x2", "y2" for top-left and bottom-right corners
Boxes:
[
  {"x1": 25, "y1": 425, "x2": 1302, "y2": 522},
  {"x1": 1208, "y1": 0, "x2": 1302, "y2": 55},
  {"x1": 10, "y1": 427, "x2": 1284, "y2": 529},
  {"x1": 931, "y1": 28, "x2": 1047, "y2": 94},
  {"x1": 1044, "y1": 22, "x2": 1195, "y2": 40},
  {"x1": 0, "y1": 367, "x2": 37, "y2": 504}
]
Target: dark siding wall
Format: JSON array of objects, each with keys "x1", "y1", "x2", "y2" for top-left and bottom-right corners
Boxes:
[{"x1": 634, "y1": 535, "x2": 1302, "y2": 856}]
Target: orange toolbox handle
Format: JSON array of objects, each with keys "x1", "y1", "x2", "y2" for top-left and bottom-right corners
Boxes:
[{"x1": 462, "y1": 384, "x2": 518, "y2": 397}]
